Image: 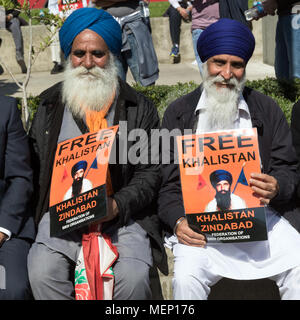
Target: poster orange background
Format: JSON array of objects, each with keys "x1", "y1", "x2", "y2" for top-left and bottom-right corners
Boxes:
[
  {"x1": 177, "y1": 128, "x2": 263, "y2": 214},
  {"x1": 50, "y1": 126, "x2": 118, "y2": 206}
]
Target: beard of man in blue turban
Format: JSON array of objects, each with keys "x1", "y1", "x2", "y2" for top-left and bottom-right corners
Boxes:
[
  {"x1": 194, "y1": 18, "x2": 256, "y2": 132},
  {"x1": 210, "y1": 170, "x2": 233, "y2": 211},
  {"x1": 58, "y1": 8, "x2": 122, "y2": 119}
]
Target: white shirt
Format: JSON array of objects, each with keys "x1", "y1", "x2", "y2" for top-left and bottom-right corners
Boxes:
[
  {"x1": 63, "y1": 178, "x2": 93, "y2": 201},
  {"x1": 168, "y1": 0, "x2": 192, "y2": 9}
]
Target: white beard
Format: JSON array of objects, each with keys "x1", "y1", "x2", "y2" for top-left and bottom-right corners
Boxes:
[
  {"x1": 62, "y1": 53, "x2": 119, "y2": 118},
  {"x1": 202, "y1": 62, "x2": 246, "y2": 131}
]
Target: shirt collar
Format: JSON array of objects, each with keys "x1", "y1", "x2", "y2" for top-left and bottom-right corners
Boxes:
[{"x1": 195, "y1": 88, "x2": 251, "y2": 120}]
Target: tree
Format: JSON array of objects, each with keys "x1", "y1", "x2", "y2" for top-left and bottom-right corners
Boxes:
[{"x1": 0, "y1": 0, "x2": 63, "y2": 131}]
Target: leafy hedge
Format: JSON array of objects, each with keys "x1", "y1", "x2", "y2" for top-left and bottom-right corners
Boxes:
[
  {"x1": 22, "y1": 77, "x2": 300, "y2": 126},
  {"x1": 134, "y1": 77, "x2": 300, "y2": 124}
]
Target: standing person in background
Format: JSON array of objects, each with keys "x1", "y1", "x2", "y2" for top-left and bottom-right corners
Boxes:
[
  {"x1": 164, "y1": 0, "x2": 193, "y2": 63},
  {"x1": 93, "y1": 0, "x2": 159, "y2": 86},
  {"x1": 47, "y1": 0, "x2": 94, "y2": 74},
  {"x1": 5, "y1": 0, "x2": 27, "y2": 73},
  {"x1": 191, "y1": 0, "x2": 219, "y2": 75},
  {"x1": 219, "y1": 0, "x2": 251, "y2": 28},
  {"x1": 260, "y1": 0, "x2": 300, "y2": 80}
]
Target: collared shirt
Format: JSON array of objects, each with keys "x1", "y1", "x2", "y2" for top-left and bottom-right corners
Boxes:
[{"x1": 195, "y1": 88, "x2": 252, "y2": 133}]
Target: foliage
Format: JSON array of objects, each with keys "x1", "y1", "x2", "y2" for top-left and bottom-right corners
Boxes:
[
  {"x1": 134, "y1": 77, "x2": 300, "y2": 124},
  {"x1": 0, "y1": 0, "x2": 64, "y2": 130},
  {"x1": 149, "y1": 1, "x2": 169, "y2": 17},
  {"x1": 24, "y1": 78, "x2": 299, "y2": 126}
]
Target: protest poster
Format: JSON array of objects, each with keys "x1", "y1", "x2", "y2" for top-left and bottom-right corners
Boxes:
[
  {"x1": 176, "y1": 128, "x2": 268, "y2": 243},
  {"x1": 58, "y1": 0, "x2": 90, "y2": 12},
  {"x1": 49, "y1": 125, "x2": 118, "y2": 237}
]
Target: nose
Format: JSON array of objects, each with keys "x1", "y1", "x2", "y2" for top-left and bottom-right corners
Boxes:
[
  {"x1": 82, "y1": 53, "x2": 94, "y2": 70},
  {"x1": 220, "y1": 64, "x2": 233, "y2": 81}
]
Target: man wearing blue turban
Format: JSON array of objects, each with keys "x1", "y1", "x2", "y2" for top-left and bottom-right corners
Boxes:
[
  {"x1": 27, "y1": 7, "x2": 167, "y2": 300},
  {"x1": 205, "y1": 169, "x2": 246, "y2": 212},
  {"x1": 63, "y1": 161, "x2": 93, "y2": 201},
  {"x1": 159, "y1": 18, "x2": 300, "y2": 299}
]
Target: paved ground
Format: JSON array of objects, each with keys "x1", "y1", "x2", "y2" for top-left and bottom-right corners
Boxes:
[{"x1": 0, "y1": 57, "x2": 275, "y2": 98}]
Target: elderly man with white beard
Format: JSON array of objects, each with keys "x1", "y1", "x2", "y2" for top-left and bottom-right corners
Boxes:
[
  {"x1": 27, "y1": 7, "x2": 167, "y2": 300},
  {"x1": 158, "y1": 18, "x2": 300, "y2": 300}
]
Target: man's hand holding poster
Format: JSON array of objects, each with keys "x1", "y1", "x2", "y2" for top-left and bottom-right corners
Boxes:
[
  {"x1": 49, "y1": 125, "x2": 118, "y2": 237},
  {"x1": 177, "y1": 128, "x2": 268, "y2": 243}
]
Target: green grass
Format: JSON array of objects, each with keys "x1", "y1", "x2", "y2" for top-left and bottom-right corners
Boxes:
[{"x1": 149, "y1": 1, "x2": 169, "y2": 17}]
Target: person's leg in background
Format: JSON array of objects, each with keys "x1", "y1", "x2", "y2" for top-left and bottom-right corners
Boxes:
[
  {"x1": 192, "y1": 28, "x2": 204, "y2": 76},
  {"x1": 275, "y1": 15, "x2": 292, "y2": 80},
  {"x1": 50, "y1": 24, "x2": 64, "y2": 74},
  {"x1": 285, "y1": 14, "x2": 300, "y2": 79},
  {"x1": 115, "y1": 32, "x2": 141, "y2": 85},
  {"x1": 6, "y1": 17, "x2": 27, "y2": 73},
  {"x1": 168, "y1": 5, "x2": 182, "y2": 60}
]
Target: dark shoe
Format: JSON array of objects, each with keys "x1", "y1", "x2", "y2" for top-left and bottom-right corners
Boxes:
[
  {"x1": 0, "y1": 38, "x2": 2, "y2": 47},
  {"x1": 170, "y1": 45, "x2": 180, "y2": 58},
  {"x1": 173, "y1": 55, "x2": 181, "y2": 64},
  {"x1": 51, "y1": 62, "x2": 64, "y2": 74},
  {"x1": 17, "y1": 59, "x2": 27, "y2": 74}
]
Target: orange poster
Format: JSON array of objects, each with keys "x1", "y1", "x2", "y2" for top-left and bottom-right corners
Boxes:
[
  {"x1": 49, "y1": 125, "x2": 118, "y2": 236},
  {"x1": 177, "y1": 128, "x2": 268, "y2": 243}
]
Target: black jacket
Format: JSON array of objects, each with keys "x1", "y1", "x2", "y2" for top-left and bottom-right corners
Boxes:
[
  {"x1": 29, "y1": 79, "x2": 168, "y2": 275},
  {"x1": 0, "y1": 96, "x2": 35, "y2": 240},
  {"x1": 219, "y1": 0, "x2": 250, "y2": 28},
  {"x1": 158, "y1": 85, "x2": 300, "y2": 232}
]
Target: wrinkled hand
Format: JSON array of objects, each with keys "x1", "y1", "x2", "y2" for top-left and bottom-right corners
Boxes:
[
  {"x1": 176, "y1": 218, "x2": 206, "y2": 247},
  {"x1": 0, "y1": 232, "x2": 7, "y2": 248},
  {"x1": 101, "y1": 197, "x2": 119, "y2": 223},
  {"x1": 249, "y1": 173, "x2": 279, "y2": 205}
]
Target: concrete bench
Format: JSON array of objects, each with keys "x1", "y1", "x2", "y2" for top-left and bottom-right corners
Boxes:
[{"x1": 0, "y1": 16, "x2": 270, "y2": 75}]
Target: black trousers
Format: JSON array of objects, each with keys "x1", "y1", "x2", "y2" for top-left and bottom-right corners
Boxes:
[
  {"x1": 0, "y1": 237, "x2": 32, "y2": 300},
  {"x1": 168, "y1": 5, "x2": 183, "y2": 46}
]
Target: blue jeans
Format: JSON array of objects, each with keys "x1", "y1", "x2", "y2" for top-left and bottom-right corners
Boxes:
[
  {"x1": 114, "y1": 32, "x2": 141, "y2": 84},
  {"x1": 192, "y1": 28, "x2": 204, "y2": 75},
  {"x1": 275, "y1": 14, "x2": 300, "y2": 80}
]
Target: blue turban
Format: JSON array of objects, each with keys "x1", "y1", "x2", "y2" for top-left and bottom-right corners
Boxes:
[
  {"x1": 210, "y1": 170, "x2": 233, "y2": 188},
  {"x1": 197, "y1": 18, "x2": 255, "y2": 64},
  {"x1": 71, "y1": 160, "x2": 88, "y2": 177},
  {"x1": 59, "y1": 8, "x2": 122, "y2": 58}
]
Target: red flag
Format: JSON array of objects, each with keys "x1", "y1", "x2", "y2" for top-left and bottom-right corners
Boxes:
[
  {"x1": 197, "y1": 174, "x2": 207, "y2": 190},
  {"x1": 61, "y1": 166, "x2": 68, "y2": 182}
]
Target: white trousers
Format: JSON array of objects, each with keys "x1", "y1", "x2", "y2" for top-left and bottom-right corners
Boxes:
[{"x1": 173, "y1": 253, "x2": 300, "y2": 300}]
